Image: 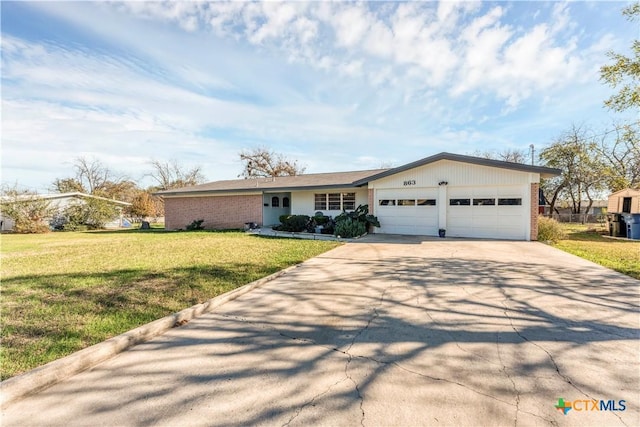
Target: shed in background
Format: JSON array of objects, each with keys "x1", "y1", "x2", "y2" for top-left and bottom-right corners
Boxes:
[{"x1": 608, "y1": 188, "x2": 640, "y2": 214}]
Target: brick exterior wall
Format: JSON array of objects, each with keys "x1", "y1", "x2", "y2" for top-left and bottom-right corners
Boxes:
[
  {"x1": 164, "y1": 195, "x2": 263, "y2": 230},
  {"x1": 530, "y1": 183, "x2": 539, "y2": 241}
]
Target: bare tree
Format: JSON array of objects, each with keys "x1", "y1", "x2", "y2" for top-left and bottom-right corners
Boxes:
[
  {"x1": 73, "y1": 157, "x2": 115, "y2": 194},
  {"x1": 239, "y1": 147, "x2": 306, "y2": 179},
  {"x1": 597, "y1": 122, "x2": 640, "y2": 191},
  {"x1": 148, "y1": 159, "x2": 205, "y2": 190},
  {"x1": 470, "y1": 148, "x2": 529, "y2": 164},
  {"x1": 52, "y1": 157, "x2": 131, "y2": 199}
]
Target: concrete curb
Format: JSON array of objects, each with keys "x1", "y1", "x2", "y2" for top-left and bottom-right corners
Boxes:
[{"x1": 0, "y1": 264, "x2": 300, "y2": 409}]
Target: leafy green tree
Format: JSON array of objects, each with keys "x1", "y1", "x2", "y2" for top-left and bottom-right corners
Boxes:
[
  {"x1": 600, "y1": 2, "x2": 640, "y2": 112},
  {"x1": 0, "y1": 185, "x2": 55, "y2": 233},
  {"x1": 51, "y1": 158, "x2": 137, "y2": 229},
  {"x1": 539, "y1": 125, "x2": 606, "y2": 215},
  {"x1": 61, "y1": 199, "x2": 119, "y2": 230}
]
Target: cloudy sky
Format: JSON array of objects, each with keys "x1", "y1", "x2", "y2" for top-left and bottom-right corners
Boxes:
[{"x1": 1, "y1": 1, "x2": 637, "y2": 192}]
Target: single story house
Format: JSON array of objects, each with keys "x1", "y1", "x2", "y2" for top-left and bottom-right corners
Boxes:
[
  {"x1": 158, "y1": 153, "x2": 560, "y2": 241},
  {"x1": 1, "y1": 192, "x2": 131, "y2": 231},
  {"x1": 608, "y1": 188, "x2": 640, "y2": 214}
]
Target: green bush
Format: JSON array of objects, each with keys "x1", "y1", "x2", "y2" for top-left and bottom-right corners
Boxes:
[
  {"x1": 335, "y1": 204, "x2": 380, "y2": 230},
  {"x1": 334, "y1": 217, "x2": 366, "y2": 238},
  {"x1": 313, "y1": 215, "x2": 330, "y2": 226},
  {"x1": 274, "y1": 215, "x2": 310, "y2": 232},
  {"x1": 58, "y1": 199, "x2": 118, "y2": 230},
  {"x1": 537, "y1": 216, "x2": 566, "y2": 243},
  {"x1": 279, "y1": 214, "x2": 292, "y2": 224},
  {"x1": 333, "y1": 204, "x2": 380, "y2": 238},
  {"x1": 186, "y1": 219, "x2": 205, "y2": 230},
  {"x1": 0, "y1": 187, "x2": 55, "y2": 234}
]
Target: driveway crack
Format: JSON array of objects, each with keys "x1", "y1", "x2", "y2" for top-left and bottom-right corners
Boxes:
[
  {"x1": 356, "y1": 353, "x2": 556, "y2": 425},
  {"x1": 496, "y1": 332, "x2": 520, "y2": 427},
  {"x1": 497, "y1": 288, "x2": 628, "y2": 427},
  {"x1": 281, "y1": 377, "x2": 349, "y2": 427},
  {"x1": 342, "y1": 280, "x2": 394, "y2": 427}
]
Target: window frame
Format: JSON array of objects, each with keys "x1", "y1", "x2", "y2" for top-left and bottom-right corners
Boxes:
[
  {"x1": 473, "y1": 198, "x2": 496, "y2": 206},
  {"x1": 315, "y1": 193, "x2": 358, "y2": 211},
  {"x1": 449, "y1": 198, "x2": 471, "y2": 206},
  {"x1": 497, "y1": 198, "x2": 522, "y2": 206}
]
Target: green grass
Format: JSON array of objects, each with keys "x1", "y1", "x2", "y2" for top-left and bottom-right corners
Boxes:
[
  {"x1": 551, "y1": 223, "x2": 640, "y2": 280},
  {"x1": 0, "y1": 230, "x2": 340, "y2": 380}
]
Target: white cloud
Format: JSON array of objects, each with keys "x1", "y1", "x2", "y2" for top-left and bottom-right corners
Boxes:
[
  {"x1": 248, "y1": 2, "x2": 297, "y2": 44},
  {"x1": 1, "y1": 1, "x2": 627, "y2": 191},
  {"x1": 332, "y1": 5, "x2": 372, "y2": 48},
  {"x1": 97, "y1": 1, "x2": 607, "y2": 110}
]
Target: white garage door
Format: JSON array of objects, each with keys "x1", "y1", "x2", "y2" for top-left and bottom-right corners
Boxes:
[
  {"x1": 447, "y1": 186, "x2": 526, "y2": 240},
  {"x1": 375, "y1": 188, "x2": 439, "y2": 235}
]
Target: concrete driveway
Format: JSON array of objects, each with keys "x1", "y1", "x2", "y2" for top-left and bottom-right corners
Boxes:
[{"x1": 2, "y1": 237, "x2": 639, "y2": 426}]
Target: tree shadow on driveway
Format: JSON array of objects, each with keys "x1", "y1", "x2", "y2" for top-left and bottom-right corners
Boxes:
[{"x1": 3, "y1": 244, "x2": 639, "y2": 427}]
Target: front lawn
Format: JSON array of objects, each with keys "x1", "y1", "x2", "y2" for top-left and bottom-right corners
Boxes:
[
  {"x1": 0, "y1": 230, "x2": 340, "y2": 380},
  {"x1": 551, "y1": 223, "x2": 640, "y2": 280}
]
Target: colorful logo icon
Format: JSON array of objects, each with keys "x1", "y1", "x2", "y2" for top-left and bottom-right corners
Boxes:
[{"x1": 555, "y1": 398, "x2": 572, "y2": 415}]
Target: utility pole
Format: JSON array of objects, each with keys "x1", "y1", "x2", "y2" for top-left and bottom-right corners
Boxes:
[{"x1": 529, "y1": 144, "x2": 535, "y2": 166}]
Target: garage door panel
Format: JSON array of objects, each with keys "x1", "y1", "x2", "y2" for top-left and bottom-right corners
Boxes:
[
  {"x1": 376, "y1": 188, "x2": 438, "y2": 236},
  {"x1": 471, "y1": 217, "x2": 498, "y2": 227},
  {"x1": 447, "y1": 185, "x2": 526, "y2": 240}
]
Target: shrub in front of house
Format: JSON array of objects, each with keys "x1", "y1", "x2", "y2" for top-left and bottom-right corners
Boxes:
[
  {"x1": 186, "y1": 219, "x2": 205, "y2": 230},
  {"x1": 308, "y1": 213, "x2": 335, "y2": 234},
  {"x1": 279, "y1": 214, "x2": 292, "y2": 224},
  {"x1": 334, "y1": 204, "x2": 380, "y2": 238},
  {"x1": 537, "y1": 216, "x2": 566, "y2": 243},
  {"x1": 334, "y1": 217, "x2": 367, "y2": 238},
  {"x1": 273, "y1": 215, "x2": 310, "y2": 232}
]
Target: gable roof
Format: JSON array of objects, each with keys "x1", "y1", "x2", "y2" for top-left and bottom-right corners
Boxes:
[
  {"x1": 156, "y1": 169, "x2": 389, "y2": 196},
  {"x1": 156, "y1": 152, "x2": 563, "y2": 197},
  {"x1": 608, "y1": 188, "x2": 640, "y2": 197},
  {"x1": 353, "y1": 152, "x2": 561, "y2": 185}
]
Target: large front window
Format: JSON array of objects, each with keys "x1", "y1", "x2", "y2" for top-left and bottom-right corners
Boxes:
[{"x1": 315, "y1": 192, "x2": 357, "y2": 211}]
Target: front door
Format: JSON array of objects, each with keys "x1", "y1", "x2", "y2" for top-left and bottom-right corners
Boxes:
[{"x1": 263, "y1": 193, "x2": 291, "y2": 226}]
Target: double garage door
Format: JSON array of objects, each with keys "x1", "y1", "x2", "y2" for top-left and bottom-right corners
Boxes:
[{"x1": 375, "y1": 186, "x2": 527, "y2": 240}]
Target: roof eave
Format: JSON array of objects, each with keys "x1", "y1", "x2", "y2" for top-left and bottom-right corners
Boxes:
[
  {"x1": 354, "y1": 152, "x2": 562, "y2": 184},
  {"x1": 155, "y1": 183, "x2": 364, "y2": 197}
]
